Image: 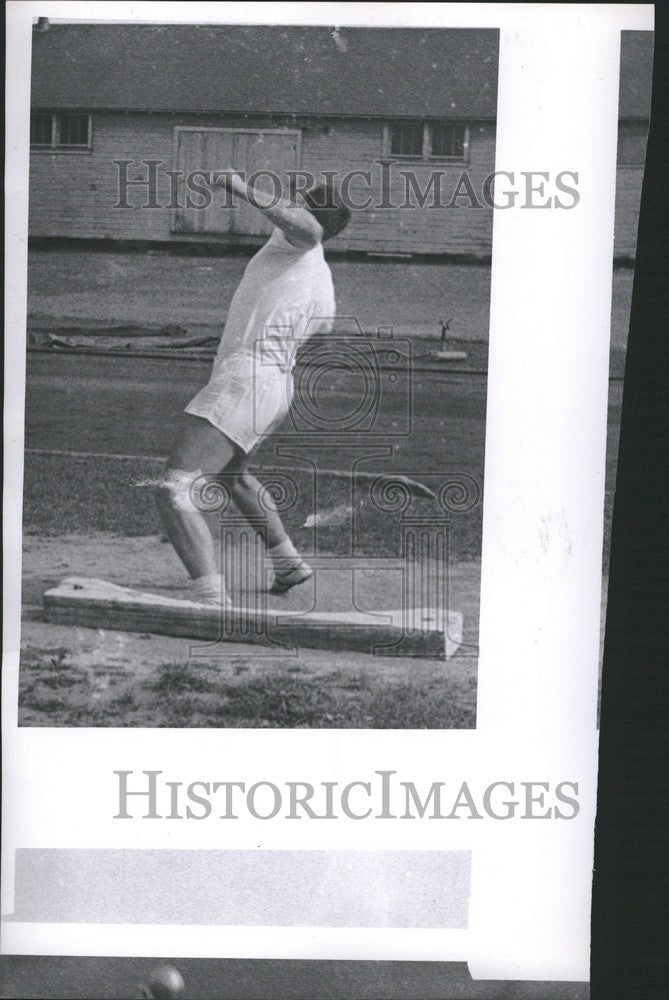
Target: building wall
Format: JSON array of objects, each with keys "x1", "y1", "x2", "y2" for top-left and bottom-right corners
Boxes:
[
  {"x1": 299, "y1": 119, "x2": 497, "y2": 255},
  {"x1": 29, "y1": 110, "x2": 644, "y2": 257},
  {"x1": 29, "y1": 111, "x2": 496, "y2": 255}
]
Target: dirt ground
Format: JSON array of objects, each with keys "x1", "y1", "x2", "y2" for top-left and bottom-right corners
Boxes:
[
  {"x1": 27, "y1": 246, "x2": 635, "y2": 347},
  {"x1": 27, "y1": 248, "x2": 492, "y2": 340},
  {"x1": 18, "y1": 533, "x2": 480, "y2": 729}
]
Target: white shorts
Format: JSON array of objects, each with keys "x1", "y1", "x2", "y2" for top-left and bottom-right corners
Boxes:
[{"x1": 184, "y1": 352, "x2": 293, "y2": 454}]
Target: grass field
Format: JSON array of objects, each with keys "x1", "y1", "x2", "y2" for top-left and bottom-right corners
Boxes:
[
  {"x1": 22, "y1": 452, "x2": 485, "y2": 558},
  {"x1": 19, "y1": 641, "x2": 476, "y2": 729}
]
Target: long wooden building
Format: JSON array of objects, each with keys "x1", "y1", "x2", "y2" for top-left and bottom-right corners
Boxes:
[{"x1": 29, "y1": 23, "x2": 651, "y2": 258}]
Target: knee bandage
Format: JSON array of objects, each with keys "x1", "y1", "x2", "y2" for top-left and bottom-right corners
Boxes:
[{"x1": 162, "y1": 468, "x2": 203, "y2": 513}]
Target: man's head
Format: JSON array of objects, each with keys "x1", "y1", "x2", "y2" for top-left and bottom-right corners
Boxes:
[{"x1": 301, "y1": 181, "x2": 351, "y2": 241}]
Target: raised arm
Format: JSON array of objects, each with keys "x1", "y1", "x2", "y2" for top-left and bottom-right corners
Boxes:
[{"x1": 212, "y1": 170, "x2": 323, "y2": 249}]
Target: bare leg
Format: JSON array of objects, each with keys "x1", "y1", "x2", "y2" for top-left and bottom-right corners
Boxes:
[
  {"x1": 227, "y1": 453, "x2": 312, "y2": 593},
  {"x1": 156, "y1": 414, "x2": 238, "y2": 580},
  {"x1": 227, "y1": 459, "x2": 288, "y2": 550}
]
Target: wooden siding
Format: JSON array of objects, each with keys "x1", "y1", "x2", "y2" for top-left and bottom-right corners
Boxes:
[{"x1": 29, "y1": 111, "x2": 644, "y2": 257}]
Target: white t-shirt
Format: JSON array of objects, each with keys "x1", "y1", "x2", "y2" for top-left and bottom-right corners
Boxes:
[{"x1": 214, "y1": 227, "x2": 336, "y2": 371}]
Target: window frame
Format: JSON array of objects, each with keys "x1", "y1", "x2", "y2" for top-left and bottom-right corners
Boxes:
[
  {"x1": 387, "y1": 119, "x2": 426, "y2": 159},
  {"x1": 29, "y1": 111, "x2": 55, "y2": 148},
  {"x1": 384, "y1": 120, "x2": 470, "y2": 164},
  {"x1": 30, "y1": 111, "x2": 93, "y2": 153},
  {"x1": 428, "y1": 121, "x2": 469, "y2": 162}
]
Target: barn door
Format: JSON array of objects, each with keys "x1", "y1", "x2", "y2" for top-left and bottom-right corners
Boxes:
[
  {"x1": 172, "y1": 128, "x2": 301, "y2": 236},
  {"x1": 172, "y1": 129, "x2": 235, "y2": 234}
]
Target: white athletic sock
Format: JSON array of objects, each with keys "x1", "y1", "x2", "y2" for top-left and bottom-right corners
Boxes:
[
  {"x1": 192, "y1": 573, "x2": 229, "y2": 605},
  {"x1": 268, "y1": 537, "x2": 303, "y2": 571}
]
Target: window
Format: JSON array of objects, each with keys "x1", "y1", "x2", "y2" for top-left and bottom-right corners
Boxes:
[
  {"x1": 30, "y1": 111, "x2": 91, "y2": 150},
  {"x1": 389, "y1": 121, "x2": 425, "y2": 157},
  {"x1": 57, "y1": 113, "x2": 90, "y2": 147},
  {"x1": 431, "y1": 122, "x2": 466, "y2": 159},
  {"x1": 617, "y1": 120, "x2": 648, "y2": 166},
  {"x1": 30, "y1": 112, "x2": 53, "y2": 146},
  {"x1": 387, "y1": 120, "x2": 468, "y2": 161}
]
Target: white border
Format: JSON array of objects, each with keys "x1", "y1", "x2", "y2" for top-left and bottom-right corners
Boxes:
[{"x1": 3, "y1": 1, "x2": 654, "y2": 984}]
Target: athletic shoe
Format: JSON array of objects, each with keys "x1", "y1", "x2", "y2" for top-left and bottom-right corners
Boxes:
[{"x1": 269, "y1": 561, "x2": 313, "y2": 594}]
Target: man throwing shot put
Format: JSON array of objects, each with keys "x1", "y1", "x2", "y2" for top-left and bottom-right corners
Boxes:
[{"x1": 156, "y1": 170, "x2": 351, "y2": 606}]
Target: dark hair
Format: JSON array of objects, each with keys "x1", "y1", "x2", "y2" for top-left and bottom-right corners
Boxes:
[{"x1": 303, "y1": 182, "x2": 352, "y2": 241}]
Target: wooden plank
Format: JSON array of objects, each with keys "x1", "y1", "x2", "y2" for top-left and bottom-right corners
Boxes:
[{"x1": 43, "y1": 578, "x2": 462, "y2": 659}]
